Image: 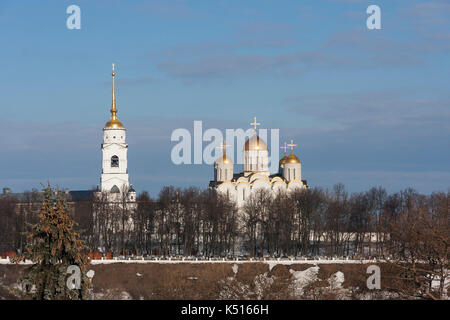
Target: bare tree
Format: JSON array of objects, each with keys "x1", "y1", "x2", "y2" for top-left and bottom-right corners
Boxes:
[{"x1": 380, "y1": 191, "x2": 449, "y2": 299}]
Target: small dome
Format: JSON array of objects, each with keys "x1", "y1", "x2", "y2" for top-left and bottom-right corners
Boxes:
[
  {"x1": 244, "y1": 134, "x2": 268, "y2": 151},
  {"x1": 104, "y1": 119, "x2": 125, "y2": 129},
  {"x1": 215, "y1": 153, "x2": 233, "y2": 165},
  {"x1": 279, "y1": 155, "x2": 288, "y2": 165},
  {"x1": 286, "y1": 153, "x2": 301, "y2": 164}
]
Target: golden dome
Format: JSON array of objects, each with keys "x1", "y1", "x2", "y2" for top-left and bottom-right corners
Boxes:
[
  {"x1": 215, "y1": 153, "x2": 233, "y2": 165},
  {"x1": 104, "y1": 119, "x2": 125, "y2": 129},
  {"x1": 279, "y1": 155, "x2": 288, "y2": 165},
  {"x1": 244, "y1": 134, "x2": 268, "y2": 151},
  {"x1": 286, "y1": 152, "x2": 301, "y2": 164}
]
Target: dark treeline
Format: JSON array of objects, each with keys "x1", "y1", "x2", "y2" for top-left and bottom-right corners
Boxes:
[{"x1": 1, "y1": 184, "x2": 448, "y2": 261}]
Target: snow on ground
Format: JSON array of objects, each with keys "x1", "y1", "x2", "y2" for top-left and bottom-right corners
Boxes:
[
  {"x1": 232, "y1": 264, "x2": 238, "y2": 275},
  {"x1": 253, "y1": 272, "x2": 274, "y2": 299},
  {"x1": 88, "y1": 258, "x2": 376, "y2": 265},
  {"x1": 1, "y1": 257, "x2": 376, "y2": 266},
  {"x1": 289, "y1": 265, "x2": 320, "y2": 297},
  {"x1": 328, "y1": 271, "x2": 345, "y2": 290},
  {"x1": 89, "y1": 289, "x2": 132, "y2": 300},
  {"x1": 431, "y1": 270, "x2": 450, "y2": 299},
  {"x1": 0, "y1": 259, "x2": 33, "y2": 265}
]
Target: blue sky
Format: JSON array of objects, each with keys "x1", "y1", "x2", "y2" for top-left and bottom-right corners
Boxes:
[{"x1": 0, "y1": 0, "x2": 449, "y2": 196}]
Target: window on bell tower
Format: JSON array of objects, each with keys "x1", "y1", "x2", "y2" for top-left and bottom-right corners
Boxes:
[{"x1": 111, "y1": 155, "x2": 119, "y2": 167}]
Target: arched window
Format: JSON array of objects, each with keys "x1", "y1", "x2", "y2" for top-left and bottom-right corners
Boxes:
[
  {"x1": 111, "y1": 155, "x2": 119, "y2": 167},
  {"x1": 111, "y1": 185, "x2": 120, "y2": 193}
]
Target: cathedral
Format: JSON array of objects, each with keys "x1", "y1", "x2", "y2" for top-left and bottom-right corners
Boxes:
[{"x1": 209, "y1": 118, "x2": 308, "y2": 206}]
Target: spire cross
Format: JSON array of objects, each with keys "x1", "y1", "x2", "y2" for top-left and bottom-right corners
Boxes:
[
  {"x1": 280, "y1": 142, "x2": 288, "y2": 156},
  {"x1": 250, "y1": 117, "x2": 261, "y2": 132},
  {"x1": 287, "y1": 139, "x2": 297, "y2": 153},
  {"x1": 216, "y1": 140, "x2": 230, "y2": 155}
]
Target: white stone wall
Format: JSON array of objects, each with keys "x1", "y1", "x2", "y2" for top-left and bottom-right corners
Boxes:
[
  {"x1": 101, "y1": 128, "x2": 130, "y2": 192},
  {"x1": 243, "y1": 150, "x2": 269, "y2": 175},
  {"x1": 214, "y1": 162, "x2": 234, "y2": 182},
  {"x1": 283, "y1": 163, "x2": 301, "y2": 182},
  {"x1": 216, "y1": 172, "x2": 306, "y2": 207}
]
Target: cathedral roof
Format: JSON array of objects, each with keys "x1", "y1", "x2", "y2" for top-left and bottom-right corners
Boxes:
[
  {"x1": 286, "y1": 152, "x2": 301, "y2": 164},
  {"x1": 244, "y1": 134, "x2": 268, "y2": 151},
  {"x1": 215, "y1": 153, "x2": 233, "y2": 165},
  {"x1": 104, "y1": 119, "x2": 125, "y2": 129},
  {"x1": 279, "y1": 155, "x2": 288, "y2": 165}
]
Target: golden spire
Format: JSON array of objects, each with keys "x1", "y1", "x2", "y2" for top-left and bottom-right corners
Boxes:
[
  {"x1": 104, "y1": 63, "x2": 125, "y2": 129},
  {"x1": 111, "y1": 63, "x2": 117, "y2": 120}
]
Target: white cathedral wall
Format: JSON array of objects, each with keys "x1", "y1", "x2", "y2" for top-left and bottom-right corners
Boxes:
[
  {"x1": 249, "y1": 173, "x2": 271, "y2": 183},
  {"x1": 287, "y1": 180, "x2": 305, "y2": 191},
  {"x1": 235, "y1": 182, "x2": 251, "y2": 207},
  {"x1": 283, "y1": 163, "x2": 301, "y2": 182},
  {"x1": 216, "y1": 177, "x2": 306, "y2": 208},
  {"x1": 215, "y1": 162, "x2": 234, "y2": 182},
  {"x1": 251, "y1": 178, "x2": 272, "y2": 191},
  {"x1": 217, "y1": 182, "x2": 237, "y2": 202},
  {"x1": 272, "y1": 181, "x2": 287, "y2": 194},
  {"x1": 243, "y1": 150, "x2": 269, "y2": 174}
]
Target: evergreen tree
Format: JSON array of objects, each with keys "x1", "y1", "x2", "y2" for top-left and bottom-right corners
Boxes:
[{"x1": 13, "y1": 185, "x2": 90, "y2": 300}]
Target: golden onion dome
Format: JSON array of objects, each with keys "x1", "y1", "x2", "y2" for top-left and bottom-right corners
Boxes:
[
  {"x1": 104, "y1": 119, "x2": 125, "y2": 129},
  {"x1": 244, "y1": 134, "x2": 268, "y2": 151},
  {"x1": 215, "y1": 153, "x2": 233, "y2": 165},
  {"x1": 286, "y1": 152, "x2": 301, "y2": 164},
  {"x1": 279, "y1": 155, "x2": 288, "y2": 165}
]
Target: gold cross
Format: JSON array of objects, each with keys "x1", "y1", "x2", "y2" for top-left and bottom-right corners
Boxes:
[
  {"x1": 287, "y1": 139, "x2": 297, "y2": 152},
  {"x1": 217, "y1": 140, "x2": 230, "y2": 154},
  {"x1": 280, "y1": 142, "x2": 288, "y2": 155},
  {"x1": 250, "y1": 117, "x2": 261, "y2": 132}
]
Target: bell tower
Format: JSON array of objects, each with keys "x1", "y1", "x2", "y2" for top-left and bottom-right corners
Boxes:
[{"x1": 100, "y1": 63, "x2": 130, "y2": 194}]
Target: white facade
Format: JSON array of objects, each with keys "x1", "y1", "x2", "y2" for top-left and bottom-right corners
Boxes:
[
  {"x1": 214, "y1": 154, "x2": 234, "y2": 182},
  {"x1": 211, "y1": 124, "x2": 307, "y2": 207},
  {"x1": 101, "y1": 128, "x2": 130, "y2": 193},
  {"x1": 243, "y1": 135, "x2": 269, "y2": 175}
]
